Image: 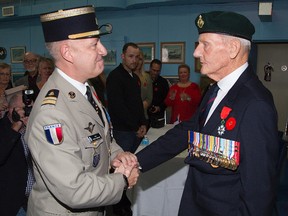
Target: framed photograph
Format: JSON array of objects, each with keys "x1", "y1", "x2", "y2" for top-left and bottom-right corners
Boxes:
[
  {"x1": 163, "y1": 75, "x2": 179, "y2": 86},
  {"x1": 137, "y1": 42, "x2": 155, "y2": 63},
  {"x1": 11, "y1": 72, "x2": 24, "y2": 84},
  {"x1": 194, "y1": 42, "x2": 201, "y2": 72},
  {"x1": 10, "y1": 46, "x2": 26, "y2": 63},
  {"x1": 103, "y1": 49, "x2": 117, "y2": 65},
  {"x1": 161, "y1": 42, "x2": 185, "y2": 64}
]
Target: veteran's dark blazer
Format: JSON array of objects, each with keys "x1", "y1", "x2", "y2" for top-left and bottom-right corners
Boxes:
[
  {"x1": 136, "y1": 65, "x2": 279, "y2": 216},
  {"x1": 0, "y1": 115, "x2": 27, "y2": 216}
]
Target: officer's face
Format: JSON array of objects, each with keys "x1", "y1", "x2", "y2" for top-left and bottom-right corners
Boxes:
[
  {"x1": 193, "y1": 33, "x2": 231, "y2": 81},
  {"x1": 69, "y1": 37, "x2": 107, "y2": 82}
]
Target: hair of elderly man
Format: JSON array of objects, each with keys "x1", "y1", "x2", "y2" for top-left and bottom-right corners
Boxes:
[
  {"x1": 8, "y1": 92, "x2": 22, "y2": 108},
  {"x1": 220, "y1": 34, "x2": 251, "y2": 52}
]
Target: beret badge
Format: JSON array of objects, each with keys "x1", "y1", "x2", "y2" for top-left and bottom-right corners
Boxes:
[{"x1": 197, "y1": 15, "x2": 204, "y2": 29}]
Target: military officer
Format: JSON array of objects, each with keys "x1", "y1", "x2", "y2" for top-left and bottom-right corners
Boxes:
[
  {"x1": 25, "y1": 5, "x2": 139, "y2": 216},
  {"x1": 136, "y1": 11, "x2": 279, "y2": 216}
]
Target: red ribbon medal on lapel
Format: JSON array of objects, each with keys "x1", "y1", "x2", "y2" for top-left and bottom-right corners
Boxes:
[{"x1": 218, "y1": 106, "x2": 235, "y2": 135}]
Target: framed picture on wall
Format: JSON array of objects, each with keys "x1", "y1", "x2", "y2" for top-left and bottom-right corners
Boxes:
[
  {"x1": 161, "y1": 42, "x2": 185, "y2": 64},
  {"x1": 11, "y1": 72, "x2": 24, "y2": 84},
  {"x1": 10, "y1": 46, "x2": 26, "y2": 63},
  {"x1": 137, "y1": 42, "x2": 155, "y2": 63},
  {"x1": 103, "y1": 49, "x2": 117, "y2": 65},
  {"x1": 163, "y1": 75, "x2": 179, "y2": 86}
]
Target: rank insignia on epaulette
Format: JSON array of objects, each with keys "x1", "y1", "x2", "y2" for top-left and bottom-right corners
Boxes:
[{"x1": 42, "y1": 89, "x2": 59, "y2": 106}]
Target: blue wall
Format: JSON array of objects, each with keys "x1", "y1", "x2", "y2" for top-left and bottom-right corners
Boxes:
[{"x1": 0, "y1": 0, "x2": 288, "y2": 84}]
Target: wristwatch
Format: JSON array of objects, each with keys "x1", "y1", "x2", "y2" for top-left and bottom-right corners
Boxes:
[{"x1": 123, "y1": 174, "x2": 129, "y2": 190}]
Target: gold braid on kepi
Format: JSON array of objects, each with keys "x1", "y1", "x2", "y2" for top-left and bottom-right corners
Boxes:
[{"x1": 40, "y1": 5, "x2": 112, "y2": 42}]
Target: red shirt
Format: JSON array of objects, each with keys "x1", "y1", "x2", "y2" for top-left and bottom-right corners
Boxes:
[{"x1": 165, "y1": 82, "x2": 201, "y2": 123}]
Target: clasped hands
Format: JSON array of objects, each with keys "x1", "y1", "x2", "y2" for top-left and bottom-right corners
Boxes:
[{"x1": 112, "y1": 152, "x2": 140, "y2": 189}]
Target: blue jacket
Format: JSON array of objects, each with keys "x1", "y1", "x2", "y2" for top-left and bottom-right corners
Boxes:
[{"x1": 137, "y1": 65, "x2": 279, "y2": 216}]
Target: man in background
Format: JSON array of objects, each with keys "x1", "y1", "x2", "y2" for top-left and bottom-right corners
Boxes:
[
  {"x1": 15, "y1": 52, "x2": 40, "y2": 101},
  {"x1": 106, "y1": 42, "x2": 147, "y2": 216},
  {"x1": 147, "y1": 59, "x2": 169, "y2": 128}
]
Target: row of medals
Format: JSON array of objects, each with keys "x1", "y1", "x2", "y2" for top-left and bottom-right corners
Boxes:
[{"x1": 192, "y1": 146, "x2": 237, "y2": 170}]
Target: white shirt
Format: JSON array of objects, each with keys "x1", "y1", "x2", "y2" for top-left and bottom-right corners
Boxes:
[
  {"x1": 56, "y1": 68, "x2": 88, "y2": 98},
  {"x1": 205, "y1": 62, "x2": 248, "y2": 125}
]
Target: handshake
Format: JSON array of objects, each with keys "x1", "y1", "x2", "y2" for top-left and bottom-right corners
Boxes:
[{"x1": 112, "y1": 152, "x2": 140, "y2": 189}]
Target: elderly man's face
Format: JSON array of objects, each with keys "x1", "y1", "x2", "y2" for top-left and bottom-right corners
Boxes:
[
  {"x1": 193, "y1": 33, "x2": 231, "y2": 81},
  {"x1": 23, "y1": 53, "x2": 38, "y2": 72}
]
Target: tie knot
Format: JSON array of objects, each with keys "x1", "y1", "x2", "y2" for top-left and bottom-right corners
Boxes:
[{"x1": 211, "y1": 83, "x2": 220, "y2": 94}]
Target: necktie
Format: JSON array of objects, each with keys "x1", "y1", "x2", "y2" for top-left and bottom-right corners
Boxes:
[
  {"x1": 86, "y1": 86, "x2": 105, "y2": 125},
  {"x1": 199, "y1": 83, "x2": 219, "y2": 129}
]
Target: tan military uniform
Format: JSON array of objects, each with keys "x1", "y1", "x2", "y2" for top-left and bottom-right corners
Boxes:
[{"x1": 25, "y1": 70, "x2": 125, "y2": 216}]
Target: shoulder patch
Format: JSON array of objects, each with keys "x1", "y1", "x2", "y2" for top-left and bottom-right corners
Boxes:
[
  {"x1": 42, "y1": 89, "x2": 59, "y2": 106},
  {"x1": 44, "y1": 123, "x2": 63, "y2": 145}
]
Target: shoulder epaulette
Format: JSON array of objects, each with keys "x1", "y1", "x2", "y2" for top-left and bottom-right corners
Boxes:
[{"x1": 41, "y1": 89, "x2": 59, "y2": 106}]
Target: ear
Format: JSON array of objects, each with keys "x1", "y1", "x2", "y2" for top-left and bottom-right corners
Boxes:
[
  {"x1": 121, "y1": 53, "x2": 125, "y2": 60},
  {"x1": 60, "y1": 42, "x2": 73, "y2": 63},
  {"x1": 229, "y1": 38, "x2": 241, "y2": 59}
]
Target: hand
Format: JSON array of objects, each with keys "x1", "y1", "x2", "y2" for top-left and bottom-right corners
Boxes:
[
  {"x1": 136, "y1": 125, "x2": 147, "y2": 138},
  {"x1": 169, "y1": 89, "x2": 177, "y2": 100},
  {"x1": 114, "y1": 165, "x2": 140, "y2": 189},
  {"x1": 127, "y1": 167, "x2": 139, "y2": 188},
  {"x1": 111, "y1": 152, "x2": 138, "y2": 170},
  {"x1": 143, "y1": 100, "x2": 149, "y2": 110},
  {"x1": 151, "y1": 106, "x2": 160, "y2": 113},
  {"x1": 11, "y1": 107, "x2": 28, "y2": 131},
  {"x1": 180, "y1": 92, "x2": 191, "y2": 101}
]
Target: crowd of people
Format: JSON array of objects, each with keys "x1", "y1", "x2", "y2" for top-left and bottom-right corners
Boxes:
[{"x1": 0, "y1": 4, "x2": 282, "y2": 216}]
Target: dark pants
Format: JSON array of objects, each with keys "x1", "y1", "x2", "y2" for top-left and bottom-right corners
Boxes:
[
  {"x1": 112, "y1": 130, "x2": 141, "y2": 215},
  {"x1": 113, "y1": 130, "x2": 141, "y2": 153}
]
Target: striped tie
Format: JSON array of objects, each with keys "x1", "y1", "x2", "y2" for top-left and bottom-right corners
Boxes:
[
  {"x1": 86, "y1": 86, "x2": 105, "y2": 125},
  {"x1": 199, "y1": 83, "x2": 219, "y2": 129}
]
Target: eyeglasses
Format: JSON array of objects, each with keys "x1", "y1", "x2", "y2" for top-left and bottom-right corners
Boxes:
[
  {"x1": 0, "y1": 72, "x2": 10, "y2": 76},
  {"x1": 24, "y1": 59, "x2": 37, "y2": 64}
]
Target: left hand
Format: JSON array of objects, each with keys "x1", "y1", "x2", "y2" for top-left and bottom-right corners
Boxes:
[
  {"x1": 111, "y1": 152, "x2": 139, "y2": 170},
  {"x1": 137, "y1": 125, "x2": 147, "y2": 138}
]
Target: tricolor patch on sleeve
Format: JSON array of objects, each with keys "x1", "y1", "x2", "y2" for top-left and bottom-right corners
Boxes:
[{"x1": 44, "y1": 123, "x2": 63, "y2": 145}]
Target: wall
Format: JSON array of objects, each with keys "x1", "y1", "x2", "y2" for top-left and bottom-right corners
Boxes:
[{"x1": 0, "y1": 0, "x2": 288, "y2": 83}]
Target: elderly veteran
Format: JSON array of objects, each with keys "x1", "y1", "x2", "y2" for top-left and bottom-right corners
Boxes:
[
  {"x1": 25, "y1": 5, "x2": 139, "y2": 216},
  {"x1": 136, "y1": 11, "x2": 279, "y2": 216}
]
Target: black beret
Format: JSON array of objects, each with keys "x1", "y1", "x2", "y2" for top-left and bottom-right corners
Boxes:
[
  {"x1": 195, "y1": 11, "x2": 255, "y2": 41},
  {"x1": 40, "y1": 5, "x2": 112, "y2": 42}
]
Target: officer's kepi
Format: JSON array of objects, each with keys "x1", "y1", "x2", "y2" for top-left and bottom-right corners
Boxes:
[{"x1": 40, "y1": 5, "x2": 112, "y2": 43}]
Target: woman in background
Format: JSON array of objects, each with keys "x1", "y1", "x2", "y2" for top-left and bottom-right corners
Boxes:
[
  {"x1": 134, "y1": 51, "x2": 153, "y2": 123},
  {"x1": 0, "y1": 63, "x2": 13, "y2": 118},
  {"x1": 36, "y1": 57, "x2": 55, "y2": 90},
  {"x1": 165, "y1": 64, "x2": 201, "y2": 124}
]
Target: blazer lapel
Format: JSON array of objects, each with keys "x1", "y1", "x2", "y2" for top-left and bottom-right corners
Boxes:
[{"x1": 202, "y1": 66, "x2": 254, "y2": 133}]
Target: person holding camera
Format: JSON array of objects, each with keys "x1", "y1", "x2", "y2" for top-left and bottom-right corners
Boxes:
[{"x1": 0, "y1": 92, "x2": 35, "y2": 216}]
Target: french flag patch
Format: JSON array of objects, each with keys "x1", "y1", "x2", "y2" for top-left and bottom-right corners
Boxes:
[{"x1": 44, "y1": 123, "x2": 63, "y2": 145}]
